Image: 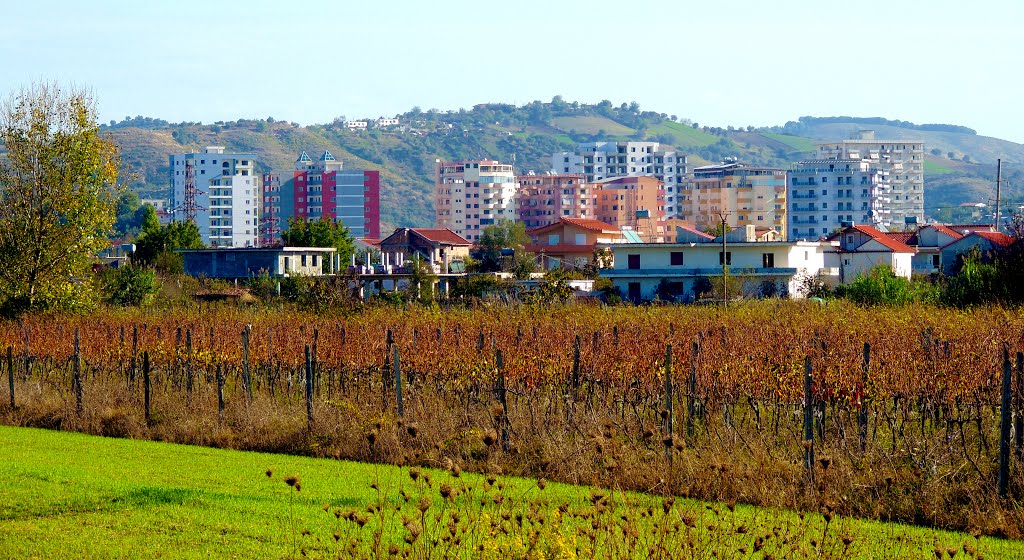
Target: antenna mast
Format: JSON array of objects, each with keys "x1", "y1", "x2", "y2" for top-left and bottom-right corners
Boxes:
[{"x1": 182, "y1": 160, "x2": 204, "y2": 224}]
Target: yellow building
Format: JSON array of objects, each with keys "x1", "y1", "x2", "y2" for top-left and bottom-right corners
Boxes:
[{"x1": 679, "y1": 162, "x2": 787, "y2": 238}]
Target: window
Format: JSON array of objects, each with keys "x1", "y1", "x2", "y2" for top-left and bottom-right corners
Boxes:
[
  {"x1": 762, "y1": 253, "x2": 775, "y2": 268},
  {"x1": 627, "y1": 254, "x2": 641, "y2": 269},
  {"x1": 718, "y1": 251, "x2": 732, "y2": 265},
  {"x1": 670, "y1": 251, "x2": 684, "y2": 266}
]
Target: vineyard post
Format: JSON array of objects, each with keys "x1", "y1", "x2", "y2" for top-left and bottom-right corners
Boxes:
[
  {"x1": 217, "y1": 363, "x2": 225, "y2": 425},
  {"x1": 1016, "y1": 351, "x2": 1023, "y2": 460},
  {"x1": 143, "y1": 351, "x2": 151, "y2": 425},
  {"x1": 998, "y1": 347, "x2": 1012, "y2": 498},
  {"x1": 803, "y1": 356, "x2": 814, "y2": 482},
  {"x1": 686, "y1": 340, "x2": 699, "y2": 439},
  {"x1": 241, "y1": 325, "x2": 252, "y2": 402},
  {"x1": 496, "y1": 348, "x2": 509, "y2": 452},
  {"x1": 305, "y1": 345, "x2": 313, "y2": 430},
  {"x1": 312, "y1": 327, "x2": 320, "y2": 397},
  {"x1": 859, "y1": 342, "x2": 871, "y2": 453},
  {"x1": 7, "y1": 346, "x2": 14, "y2": 409},
  {"x1": 394, "y1": 345, "x2": 403, "y2": 417},
  {"x1": 664, "y1": 344, "x2": 674, "y2": 463},
  {"x1": 73, "y1": 328, "x2": 83, "y2": 417}
]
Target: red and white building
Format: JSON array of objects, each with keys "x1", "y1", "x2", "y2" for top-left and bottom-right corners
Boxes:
[{"x1": 262, "y1": 150, "x2": 380, "y2": 245}]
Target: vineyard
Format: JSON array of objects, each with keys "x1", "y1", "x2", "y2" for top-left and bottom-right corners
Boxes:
[{"x1": 2, "y1": 301, "x2": 1024, "y2": 537}]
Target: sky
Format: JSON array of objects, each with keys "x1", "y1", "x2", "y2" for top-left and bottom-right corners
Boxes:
[{"x1": 2, "y1": 0, "x2": 1021, "y2": 142}]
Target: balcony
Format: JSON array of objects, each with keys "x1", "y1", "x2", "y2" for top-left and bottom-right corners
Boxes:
[{"x1": 603, "y1": 267, "x2": 798, "y2": 278}]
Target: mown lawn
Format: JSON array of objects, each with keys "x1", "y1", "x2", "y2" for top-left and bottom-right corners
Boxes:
[{"x1": 0, "y1": 426, "x2": 1019, "y2": 559}]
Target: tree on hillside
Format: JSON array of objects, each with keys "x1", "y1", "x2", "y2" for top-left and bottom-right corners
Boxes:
[
  {"x1": 0, "y1": 82, "x2": 122, "y2": 316},
  {"x1": 280, "y1": 217, "x2": 355, "y2": 268}
]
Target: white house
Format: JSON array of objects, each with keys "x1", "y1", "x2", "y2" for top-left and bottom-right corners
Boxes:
[
  {"x1": 824, "y1": 224, "x2": 914, "y2": 283},
  {"x1": 602, "y1": 238, "x2": 826, "y2": 303}
]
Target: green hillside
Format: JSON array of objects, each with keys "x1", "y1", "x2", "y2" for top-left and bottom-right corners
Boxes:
[{"x1": 104, "y1": 101, "x2": 1024, "y2": 229}]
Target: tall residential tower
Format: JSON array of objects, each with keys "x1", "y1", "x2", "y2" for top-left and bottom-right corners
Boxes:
[
  {"x1": 814, "y1": 131, "x2": 924, "y2": 227},
  {"x1": 169, "y1": 146, "x2": 260, "y2": 247},
  {"x1": 435, "y1": 160, "x2": 517, "y2": 242}
]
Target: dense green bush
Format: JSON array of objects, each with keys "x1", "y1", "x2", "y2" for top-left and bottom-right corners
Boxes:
[
  {"x1": 103, "y1": 265, "x2": 158, "y2": 306},
  {"x1": 838, "y1": 266, "x2": 938, "y2": 306}
]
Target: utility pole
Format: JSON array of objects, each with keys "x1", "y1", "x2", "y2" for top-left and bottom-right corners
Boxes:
[
  {"x1": 718, "y1": 211, "x2": 729, "y2": 307},
  {"x1": 995, "y1": 158, "x2": 1003, "y2": 231}
]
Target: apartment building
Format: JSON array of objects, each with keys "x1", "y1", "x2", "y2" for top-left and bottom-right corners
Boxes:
[
  {"x1": 788, "y1": 159, "x2": 891, "y2": 240},
  {"x1": 551, "y1": 141, "x2": 688, "y2": 217},
  {"x1": 435, "y1": 160, "x2": 517, "y2": 242},
  {"x1": 515, "y1": 173, "x2": 596, "y2": 229},
  {"x1": 593, "y1": 176, "x2": 666, "y2": 241},
  {"x1": 678, "y1": 162, "x2": 787, "y2": 237},
  {"x1": 261, "y1": 150, "x2": 381, "y2": 244},
  {"x1": 169, "y1": 146, "x2": 260, "y2": 247},
  {"x1": 815, "y1": 131, "x2": 924, "y2": 227}
]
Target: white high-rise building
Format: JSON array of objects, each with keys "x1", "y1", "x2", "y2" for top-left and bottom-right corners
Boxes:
[
  {"x1": 814, "y1": 131, "x2": 924, "y2": 228},
  {"x1": 788, "y1": 159, "x2": 891, "y2": 240},
  {"x1": 552, "y1": 141, "x2": 689, "y2": 217},
  {"x1": 169, "y1": 146, "x2": 261, "y2": 247},
  {"x1": 435, "y1": 160, "x2": 517, "y2": 242}
]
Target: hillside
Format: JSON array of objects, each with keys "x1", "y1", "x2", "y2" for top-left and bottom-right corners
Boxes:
[{"x1": 104, "y1": 101, "x2": 1024, "y2": 229}]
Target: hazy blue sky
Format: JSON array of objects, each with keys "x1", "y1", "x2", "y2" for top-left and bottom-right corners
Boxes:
[{"x1": 2, "y1": 0, "x2": 1020, "y2": 142}]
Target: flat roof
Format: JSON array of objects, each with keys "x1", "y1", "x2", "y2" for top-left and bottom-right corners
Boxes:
[{"x1": 176, "y1": 246, "x2": 337, "y2": 253}]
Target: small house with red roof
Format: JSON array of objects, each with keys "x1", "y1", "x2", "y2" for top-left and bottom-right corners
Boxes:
[
  {"x1": 883, "y1": 224, "x2": 964, "y2": 274},
  {"x1": 526, "y1": 217, "x2": 627, "y2": 270},
  {"x1": 379, "y1": 227, "x2": 471, "y2": 273},
  {"x1": 939, "y1": 230, "x2": 1015, "y2": 275},
  {"x1": 825, "y1": 224, "x2": 915, "y2": 283}
]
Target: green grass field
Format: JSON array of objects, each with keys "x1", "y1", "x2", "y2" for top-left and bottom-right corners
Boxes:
[
  {"x1": 759, "y1": 132, "x2": 817, "y2": 153},
  {"x1": 1, "y1": 426, "x2": 1019, "y2": 559},
  {"x1": 550, "y1": 116, "x2": 634, "y2": 136},
  {"x1": 925, "y1": 158, "x2": 955, "y2": 175},
  {"x1": 646, "y1": 121, "x2": 720, "y2": 148}
]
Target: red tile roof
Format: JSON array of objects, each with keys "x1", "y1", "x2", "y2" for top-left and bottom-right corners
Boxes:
[
  {"x1": 389, "y1": 228, "x2": 471, "y2": 246},
  {"x1": 885, "y1": 231, "x2": 916, "y2": 244},
  {"x1": 945, "y1": 224, "x2": 995, "y2": 234},
  {"x1": 927, "y1": 224, "x2": 964, "y2": 239},
  {"x1": 829, "y1": 224, "x2": 915, "y2": 253},
  {"x1": 972, "y1": 231, "x2": 1015, "y2": 247}
]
